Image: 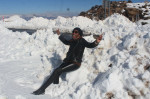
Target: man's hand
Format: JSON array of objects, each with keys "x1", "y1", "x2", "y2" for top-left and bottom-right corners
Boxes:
[
  {"x1": 96, "y1": 34, "x2": 103, "y2": 43},
  {"x1": 56, "y1": 29, "x2": 60, "y2": 35}
]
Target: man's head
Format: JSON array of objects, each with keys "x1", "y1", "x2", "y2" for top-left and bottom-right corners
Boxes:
[{"x1": 72, "y1": 27, "x2": 83, "y2": 40}]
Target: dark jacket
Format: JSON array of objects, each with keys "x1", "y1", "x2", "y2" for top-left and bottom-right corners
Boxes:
[{"x1": 59, "y1": 34, "x2": 98, "y2": 64}]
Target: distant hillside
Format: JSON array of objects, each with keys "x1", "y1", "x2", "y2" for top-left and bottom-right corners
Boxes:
[{"x1": 79, "y1": 1, "x2": 150, "y2": 25}]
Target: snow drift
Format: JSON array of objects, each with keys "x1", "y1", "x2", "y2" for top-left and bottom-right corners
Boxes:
[{"x1": 0, "y1": 13, "x2": 150, "y2": 99}]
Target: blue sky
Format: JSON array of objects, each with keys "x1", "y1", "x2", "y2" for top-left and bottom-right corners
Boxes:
[{"x1": 0, "y1": 0, "x2": 146, "y2": 16}]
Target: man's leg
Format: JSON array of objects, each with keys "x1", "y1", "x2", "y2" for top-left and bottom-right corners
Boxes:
[
  {"x1": 53, "y1": 62, "x2": 71, "y2": 84},
  {"x1": 53, "y1": 63, "x2": 80, "y2": 84},
  {"x1": 32, "y1": 62, "x2": 79, "y2": 95},
  {"x1": 32, "y1": 67, "x2": 61, "y2": 95}
]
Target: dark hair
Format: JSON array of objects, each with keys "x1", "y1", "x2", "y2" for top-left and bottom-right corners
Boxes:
[{"x1": 72, "y1": 27, "x2": 83, "y2": 36}]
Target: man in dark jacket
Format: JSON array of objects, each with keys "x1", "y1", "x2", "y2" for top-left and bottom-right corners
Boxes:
[{"x1": 33, "y1": 27, "x2": 102, "y2": 95}]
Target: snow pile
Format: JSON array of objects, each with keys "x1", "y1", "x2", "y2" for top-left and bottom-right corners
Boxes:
[
  {"x1": 54, "y1": 16, "x2": 95, "y2": 28},
  {"x1": 52, "y1": 16, "x2": 97, "y2": 34},
  {"x1": 27, "y1": 17, "x2": 50, "y2": 29},
  {"x1": 3, "y1": 15, "x2": 27, "y2": 29},
  {"x1": 94, "y1": 28, "x2": 150, "y2": 99},
  {"x1": 0, "y1": 12, "x2": 150, "y2": 99},
  {"x1": 2, "y1": 15, "x2": 51, "y2": 29}
]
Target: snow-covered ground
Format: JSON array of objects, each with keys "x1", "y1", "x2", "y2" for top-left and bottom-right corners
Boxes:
[
  {"x1": 127, "y1": 2, "x2": 150, "y2": 27},
  {"x1": 0, "y1": 3, "x2": 150, "y2": 99}
]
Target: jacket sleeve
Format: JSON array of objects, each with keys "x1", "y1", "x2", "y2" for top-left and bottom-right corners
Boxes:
[
  {"x1": 82, "y1": 38, "x2": 98, "y2": 48},
  {"x1": 59, "y1": 34, "x2": 71, "y2": 45}
]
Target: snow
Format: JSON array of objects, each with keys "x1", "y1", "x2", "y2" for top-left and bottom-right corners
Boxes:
[
  {"x1": 0, "y1": 3, "x2": 150, "y2": 99},
  {"x1": 127, "y1": 2, "x2": 150, "y2": 27}
]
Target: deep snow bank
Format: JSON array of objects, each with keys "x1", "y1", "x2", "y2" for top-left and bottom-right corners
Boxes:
[{"x1": 0, "y1": 13, "x2": 150, "y2": 99}]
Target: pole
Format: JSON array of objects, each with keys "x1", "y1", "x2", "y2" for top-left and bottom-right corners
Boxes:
[
  {"x1": 3, "y1": 16, "x2": 4, "y2": 22},
  {"x1": 104, "y1": 2, "x2": 106, "y2": 18},
  {"x1": 109, "y1": 1, "x2": 110, "y2": 16}
]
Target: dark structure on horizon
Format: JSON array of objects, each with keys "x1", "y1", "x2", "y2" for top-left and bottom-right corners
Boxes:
[{"x1": 79, "y1": 0, "x2": 150, "y2": 22}]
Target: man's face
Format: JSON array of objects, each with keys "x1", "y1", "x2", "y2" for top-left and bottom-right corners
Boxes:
[{"x1": 72, "y1": 30, "x2": 81, "y2": 40}]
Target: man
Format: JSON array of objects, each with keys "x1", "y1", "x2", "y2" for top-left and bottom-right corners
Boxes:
[{"x1": 33, "y1": 27, "x2": 103, "y2": 95}]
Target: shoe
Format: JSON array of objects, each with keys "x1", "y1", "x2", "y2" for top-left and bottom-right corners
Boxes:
[{"x1": 32, "y1": 89, "x2": 45, "y2": 95}]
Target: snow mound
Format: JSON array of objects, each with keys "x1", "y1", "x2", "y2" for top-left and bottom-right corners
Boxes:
[
  {"x1": 0, "y1": 11, "x2": 150, "y2": 99},
  {"x1": 93, "y1": 26, "x2": 150, "y2": 99},
  {"x1": 27, "y1": 17, "x2": 50, "y2": 29},
  {"x1": 104, "y1": 13, "x2": 135, "y2": 27},
  {"x1": 4, "y1": 15, "x2": 24, "y2": 22},
  {"x1": 3, "y1": 15, "x2": 27, "y2": 29}
]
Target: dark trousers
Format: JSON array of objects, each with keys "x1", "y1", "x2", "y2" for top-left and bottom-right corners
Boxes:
[{"x1": 38, "y1": 62, "x2": 80, "y2": 91}]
